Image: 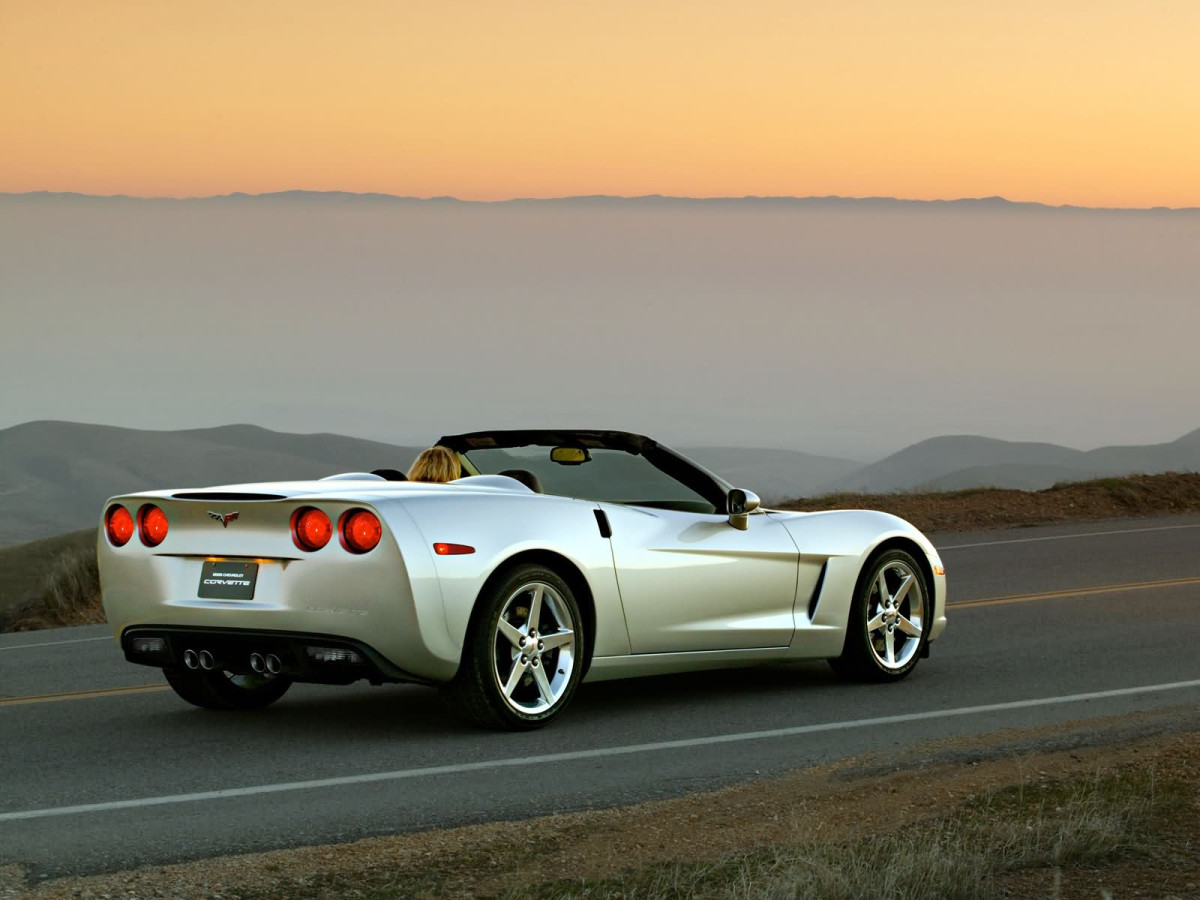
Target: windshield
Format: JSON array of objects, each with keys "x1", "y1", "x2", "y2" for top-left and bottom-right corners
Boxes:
[{"x1": 461, "y1": 446, "x2": 718, "y2": 513}]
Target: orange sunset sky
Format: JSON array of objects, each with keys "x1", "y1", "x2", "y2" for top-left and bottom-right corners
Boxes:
[{"x1": 2, "y1": 0, "x2": 1198, "y2": 207}]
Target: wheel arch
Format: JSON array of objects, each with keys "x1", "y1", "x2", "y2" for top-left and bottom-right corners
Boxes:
[
  {"x1": 862, "y1": 536, "x2": 936, "y2": 602},
  {"x1": 463, "y1": 549, "x2": 598, "y2": 677}
]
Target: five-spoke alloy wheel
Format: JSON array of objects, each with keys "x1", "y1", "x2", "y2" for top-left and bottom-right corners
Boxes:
[
  {"x1": 830, "y1": 548, "x2": 929, "y2": 681},
  {"x1": 448, "y1": 563, "x2": 585, "y2": 729}
]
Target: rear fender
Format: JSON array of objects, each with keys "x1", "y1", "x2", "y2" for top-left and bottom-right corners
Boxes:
[{"x1": 395, "y1": 493, "x2": 629, "y2": 664}]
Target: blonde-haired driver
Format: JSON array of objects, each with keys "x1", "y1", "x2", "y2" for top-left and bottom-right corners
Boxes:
[{"x1": 407, "y1": 446, "x2": 461, "y2": 483}]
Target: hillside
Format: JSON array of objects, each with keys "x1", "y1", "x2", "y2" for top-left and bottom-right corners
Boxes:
[
  {"x1": 684, "y1": 447, "x2": 860, "y2": 499},
  {"x1": 3, "y1": 419, "x2": 1200, "y2": 547}
]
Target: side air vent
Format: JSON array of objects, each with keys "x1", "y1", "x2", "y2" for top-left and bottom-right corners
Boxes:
[
  {"x1": 171, "y1": 492, "x2": 287, "y2": 501},
  {"x1": 806, "y1": 561, "x2": 828, "y2": 621}
]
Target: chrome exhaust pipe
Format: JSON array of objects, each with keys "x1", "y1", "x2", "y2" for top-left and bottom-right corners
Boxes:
[
  {"x1": 198, "y1": 650, "x2": 215, "y2": 671},
  {"x1": 183, "y1": 649, "x2": 199, "y2": 670},
  {"x1": 265, "y1": 653, "x2": 281, "y2": 675},
  {"x1": 250, "y1": 653, "x2": 266, "y2": 673}
]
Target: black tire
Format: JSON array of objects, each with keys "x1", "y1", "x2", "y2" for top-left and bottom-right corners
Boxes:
[
  {"x1": 829, "y1": 548, "x2": 930, "y2": 682},
  {"x1": 164, "y1": 667, "x2": 292, "y2": 710},
  {"x1": 445, "y1": 563, "x2": 586, "y2": 730}
]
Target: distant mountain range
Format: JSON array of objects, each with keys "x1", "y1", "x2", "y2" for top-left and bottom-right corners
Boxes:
[
  {"x1": 4, "y1": 190, "x2": 1199, "y2": 213},
  {"x1": 1, "y1": 420, "x2": 1198, "y2": 547},
  {"x1": 828, "y1": 430, "x2": 1200, "y2": 495}
]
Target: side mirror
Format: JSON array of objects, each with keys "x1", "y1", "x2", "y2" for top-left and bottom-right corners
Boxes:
[{"x1": 727, "y1": 488, "x2": 761, "y2": 530}]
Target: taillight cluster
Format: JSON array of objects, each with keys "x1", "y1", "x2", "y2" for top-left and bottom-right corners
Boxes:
[
  {"x1": 104, "y1": 502, "x2": 382, "y2": 554},
  {"x1": 291, "y1": 507, "x2": 382, "y2": 554},
  {"x1": 105, "y1": 503, "x2": 168, "y2": 547}
]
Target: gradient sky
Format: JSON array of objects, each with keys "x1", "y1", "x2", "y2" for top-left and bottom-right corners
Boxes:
[{"x1": 3, "y1": 0, "x2": 1199, "y2": 207}]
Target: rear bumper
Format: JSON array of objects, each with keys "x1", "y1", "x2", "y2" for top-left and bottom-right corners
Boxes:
[
  {"x1": 97, "y1": 499, "x2": 465, "y2": 683},
  {"x1": 120, "y1": 625, "x2": 435, "y2": 686}
]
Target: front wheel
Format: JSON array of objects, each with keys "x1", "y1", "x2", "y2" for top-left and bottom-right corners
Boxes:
[
  {"x1": 164, "y1": 667, "x2": 292, "y2": 710},
  {"x1": 830, "y1": 549, "x2": 929, "y2": 682},
  {"x1": 445, "y1": 564, "x2": 585, "y2": 730}
]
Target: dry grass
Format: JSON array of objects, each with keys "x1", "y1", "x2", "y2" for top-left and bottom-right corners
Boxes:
[
  {"x1": 0, "y1": 527, "x2": 95, "y2": 621},
  {"x1": 3, "y1": 545, "x2": 103, "y2": 632},
  {"x1": 520, "y1": 770, "x2": 1165, "y2": 900},
  {"x1": 780, "y1": 471, "x2": 1200, "y2": 533}
]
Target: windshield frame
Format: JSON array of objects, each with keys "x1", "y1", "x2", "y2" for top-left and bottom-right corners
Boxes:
[{"x1": 438, "y1": 429, "x2": 733, "y2": 514}]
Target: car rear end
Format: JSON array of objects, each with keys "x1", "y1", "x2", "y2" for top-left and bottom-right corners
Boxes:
[{"x1": 98, "y1": 487, "x2": 459, "y2": 686}]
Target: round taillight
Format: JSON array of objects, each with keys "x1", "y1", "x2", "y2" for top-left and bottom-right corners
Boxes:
[
  {"x1": 292, "y1": 507, "x2": 332, "y2": 551},
  {"x1": 138, "y1": 504, "x2": 169, "y2": 547},
  {"x1": 340, "y1": 509, "x2": 382, "y2": 554},
  {"x1": 105, "y1": 505, "x2": 135, "y2": 547}
]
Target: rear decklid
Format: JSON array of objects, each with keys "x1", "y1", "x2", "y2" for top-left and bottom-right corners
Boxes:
[{"x1": 103, "y1": 481, "x2": 393, "y2": 559}]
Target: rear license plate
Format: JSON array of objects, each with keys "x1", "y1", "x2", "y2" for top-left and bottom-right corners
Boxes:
[{"x1": 198, "y1": 561, "x2": 258, "y2": 600}]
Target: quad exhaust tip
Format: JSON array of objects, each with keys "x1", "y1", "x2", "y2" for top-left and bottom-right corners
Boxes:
[
  {"x1": 265, "y1": 654, "x2": 282, "y2": 675},
  {"x1": 198, "y1": 650, "x2": 215, "y2": 671},
  {"x1": 183, "y1": 649, "x2": 199, "y2": 670},
  {"x1": 250, "y1": 653, "x2": 266, "y2": 673}
]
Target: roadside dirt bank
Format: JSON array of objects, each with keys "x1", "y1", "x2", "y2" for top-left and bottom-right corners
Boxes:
[
  {"x1": 779, "y1": 472, "x2": 1200, "y2": 534},
  {"x1": 5, "y1": 706, "x2": 1198, "y2": 899}
]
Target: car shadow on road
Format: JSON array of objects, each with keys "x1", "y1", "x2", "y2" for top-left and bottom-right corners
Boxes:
[{"x1": 133, "y1": 660, "x2": 862, "y2": 745}]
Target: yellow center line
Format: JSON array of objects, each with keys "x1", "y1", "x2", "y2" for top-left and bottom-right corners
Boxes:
[
  {"x1": 4, "y1": 576, "x2": 1198, "y2": 706},
  {"x1": 0, "y1": 684, "x2": 169, "y2": 708},
  {"x1": 950, "y1": 576, "x2": 1200, "y2": 610}
]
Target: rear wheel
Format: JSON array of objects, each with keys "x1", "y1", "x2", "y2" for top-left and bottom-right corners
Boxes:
[
  {"x1": 164, "y1": 668, "x2": 292, "y2": 710},
  {"x1": 830, "y1": 549, "x2": 929, "y2": 682},
  {"x1": 446, "y1": 564, "x2": 584, "y2": 730}
]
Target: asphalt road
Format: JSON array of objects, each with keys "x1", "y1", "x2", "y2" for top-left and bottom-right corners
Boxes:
[{"x1": 3, "y1": 514, "x2": 1200, "y2": 877}]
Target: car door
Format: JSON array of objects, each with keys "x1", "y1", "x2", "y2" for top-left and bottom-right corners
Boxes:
[{"x1": 599, "y1": 502, "x2": 801, "y2": 653}]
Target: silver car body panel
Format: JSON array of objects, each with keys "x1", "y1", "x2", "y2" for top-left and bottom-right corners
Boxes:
[{"x1": 99, "y1": 469, "x2": 946, "y2": 686}]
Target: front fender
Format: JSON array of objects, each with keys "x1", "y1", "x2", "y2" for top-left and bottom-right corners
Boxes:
[{"x1": 769, "y1": 509, "x2": 947, "y2": 643}]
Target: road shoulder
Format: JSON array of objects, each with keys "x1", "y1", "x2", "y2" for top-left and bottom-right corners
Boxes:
[{"x1": 9, "y1": 705, "x2": 1199, "y2": 899}]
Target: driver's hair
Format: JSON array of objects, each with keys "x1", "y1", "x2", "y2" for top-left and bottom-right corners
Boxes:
[{"x1": 407, "y1": 446, "x2": 461, "y2": 484}]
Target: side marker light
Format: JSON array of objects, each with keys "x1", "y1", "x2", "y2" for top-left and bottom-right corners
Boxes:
[
  {"x1": 434, "y1": 543, "x2": 475, "y2": 555},
  {"x1": 934, "y1": 565, "x2": 946, "y2": 576}
]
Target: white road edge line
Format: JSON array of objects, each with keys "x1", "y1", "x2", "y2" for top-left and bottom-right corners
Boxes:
[
  {"x1": 3, "y1": 678, "x2": 1200, "y2": 824},
  {"x1": 940, "y1": 522, "x2": 1200, "y2": 550},
  {"x1": 0, "y1": 635, "x2": 110, "y2": 652}
]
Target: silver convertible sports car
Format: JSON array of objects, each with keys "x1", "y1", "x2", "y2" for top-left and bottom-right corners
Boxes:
[{"x1": 98, "y1": 429, "x2": 947, "y2": 729}]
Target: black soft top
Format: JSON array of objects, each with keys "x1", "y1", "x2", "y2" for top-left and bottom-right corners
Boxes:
[{"x1": 437, "y1": 429, "x2": 652, "y2": 454}]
